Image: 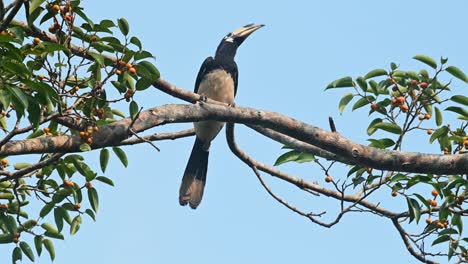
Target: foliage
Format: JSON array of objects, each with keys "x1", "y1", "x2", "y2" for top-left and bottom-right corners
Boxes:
[
  {"x1": 277, "y1": 55, "x2": 468, "y2": 262},
  {"x1": 0, "y1": 0, "x2": 159, "y2": 262}
]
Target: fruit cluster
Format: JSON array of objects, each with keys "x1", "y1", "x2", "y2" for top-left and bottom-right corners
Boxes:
[{"x1": 79, "y1": 126, "x2": 99, "y2": 144}]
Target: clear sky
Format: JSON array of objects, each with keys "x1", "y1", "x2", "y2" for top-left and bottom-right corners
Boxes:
[{"x1": 1, "y1": 0, "x2": 467, "y2": 263}]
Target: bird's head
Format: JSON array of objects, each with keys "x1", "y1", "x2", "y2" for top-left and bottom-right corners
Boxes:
[{"x1": 215, "y1": 23, "x2": 264, "y2": 60}]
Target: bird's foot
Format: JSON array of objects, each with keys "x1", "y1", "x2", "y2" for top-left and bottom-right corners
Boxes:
[{"x1": 198, "y1": 95, "x2": 208, "y2": 104}]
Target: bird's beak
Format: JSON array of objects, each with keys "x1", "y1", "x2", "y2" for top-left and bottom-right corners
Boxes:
[{"x1": 231, "y1": 24, "x2": 264, "y2": 38}]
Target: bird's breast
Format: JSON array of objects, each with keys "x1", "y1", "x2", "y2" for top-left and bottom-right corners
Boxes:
[
  {"x1": 197, "y1": 69, "x2": 235, "y2": 104},
  {"x1": 194, "y1": 69, "x2": 235, "y2": 144}
]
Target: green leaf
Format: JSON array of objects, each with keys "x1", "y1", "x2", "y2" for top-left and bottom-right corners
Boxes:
[
  {"x1": 364, "y1": 68, "x2": 387, "y2": 79},
  {"x1": 85, "y1": 209, "x2": 96, "y2": 221},
  {"x1": 450, "y1": 95, "x2": 468, "y2": 107},
  {"x1": 413, "y1": 54, "x2": 437, "y2": 69},
  {"x1": 372, "y1": 122, "x2": 402, "y2": 134},
  {"x1": 39, "y1": 203, "x2": 54, "y2": 218},
  {"x1": 30, "y1": 0, "x2": 45, "y2": 14},
  {"x1": 406, "y1": 197, "x2": 421, "y2": 223},
  {"x1": 95, "y1": 176, "x2": 114, "y2": 186},
  {"x1": 432, "y1": 235, "x2": 450, "y2": 246},
  {"x1": 325, "y1": 76, "x2": 354, "y2": 89},
  {"x1": 352, "y1": 96, "x2": 374, "y2": 111},
  {"x1": 13, "y1": 162, "x2": 31, "y2": 170},
  {"x1": 0, "y1": 192, "x2": 14, "y2": 200},
  {"x1": 129, "y1": 101, "x2": 139, "y2": 119},
  {"x1": 446, "y1": 66, "x2": 468, "y2": 83},
  {"x1": 130, "y1": 36, "x2": 142, "y2": 50},
  {"x1": 12, "y1": 246, "x2": 22, "y2": 263},
  {"x1": 54, "y1": 208, "x2": 64, "y2": 232},
  {"x1": 338, "y1": 93, "x2": 354, "y2": 113},
  {"x1": 19, "y1": 241, "x2": 35, "y2": 262},
  {"x1": 90, "y1": 53, "x2": 104, "y2": 66},
  {"x1": 43, "y1": 239, "x2": 55, "y2": 261},
  {"x1": 88, "y1": 187, "x2": 99, "y2": 212},
  {"x1": 117, "y1": 18, "x2": 129, "y2": 36},
  {"x1": 137, "y1": 61, "x2": 160, "y2": 81},
  {"x1": 430, "y1": 126, "x2": 449, "y2": 143},
  {"x1": 452, "y1": 213, "x2": 463, "y2": 234},
  {"x1": 112, "y1": 147, "x2": 128, "y2": 167},
  {"x1": 34, "y1": 236, "x2": 42, "y2": 256},
  {"x1": 111, "y1": 109, "x2": 126, "y2": 118},
  {"x1": 79, "y1": 143, "x2": 92, "y2": 152},
  {"x1": 445, "y1": 106, "x2": 468, "y2": 118},
  {"x1": 274, "y1": 150, "x2": 315, "y2": 166},
  {"x1": 0, "y1": 234, "x2": 13, "y2": 244},
  {"x1": 355, "y1": 77, "x2": 367, "y2": 92},
  {"x1": 367, "y1": 138, "x2": 395, "y2": 149},
  {"x1": 44, "y1": 231, "x2": 64, "y2": 240},
  {"x1": 70, "y1": 215, "x2": 82, "y2": 235},
  {"x1": 100, "y1": 148, "x2": 109, "y2": 173},
  {"x1": 41, "y1": 223, "x2": 59, "y2": 234},
  {"x1": 413, "y1": 193, "x2": 430, "y2": 209},
  {"x1": 434, "y1": 107, "x2": 443, "y2": 126},
  {"x1": 367, "y1": 118, "x2": 383, "y2": 136},
  {"x1": 136, "y1": 77, "x2": 153, "y2": 91}
]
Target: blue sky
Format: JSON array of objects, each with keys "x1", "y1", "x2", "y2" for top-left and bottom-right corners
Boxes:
[{"x1": 1, "y1": 0, "x2": 468, "y2": 263}]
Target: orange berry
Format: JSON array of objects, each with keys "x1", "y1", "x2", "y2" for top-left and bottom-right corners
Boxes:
[
  {"x1": 1, "y1": 159, "x2": 8, "y2": 166},
  {"x1": 424, "y1": 114, "x2": 431, "y2": 120},
  {"x1": 93, "y1": 126, "x2": 99, "y2": 132},
  {"x1": 126, "y1": 63, "x2": 133, "y2": 70},
  {"x1": 431, "y1": 189, "x2": 438, "y2": 197},
  {"x1": 64, "y1": 180, "x2": 74, "y2": 188},
  {"x1": 427, "y1": 129, "x2": 433, "y2": 135},
  {"x1": 429, "y1": 199, "x2": 437, "y2": 207},
  {"x1": 65, "y1": 14, "x2": 72, "y2": 21},
  {"x1": 90, "y1": 35, "x2": 97, "y2": 42},
  {"x1": 85, "y1": 182, "x2": 93, "y2": 189},
  {"x1": 420, "y1": 82, "x2": 428, "y2": 89},
  {"x1": 79, "y1": 131, "x2": 85, "y2": 137},
  {"x1": 43, "y1": 127, "x2": 50, "y2": 133},
  {"x1": 115, "y1": 69, "x2": 122, "y2": 75},
  {"x1": 400, "y1": 104, "x2": 409, "y2": 112},
  {"x1": 73, "y1": 86, "x2": 80, "y2": 91},
  {"x1": 0, "y1": 30, "x2": 7, "y2": 36},
  {"x1": 391, "y1": 191, "x2": 398, "y2": 197},
  {"x1": 418, "y1": 115, "x2": 425, "y2": 121},
  {"x1": 52, "y1": 4, "x2": 60, "y2": 11},
  {"x1": 128, "y1": 67, "x2": 137, "y2": 75},
  {"x1": 410, "y1": 80, "x2": 418, "y2": 86},
  {"x1": 396, "y1": 96, "x2": 405, "y2": 104},
  {"x1": 325, "y1": 175, "x2": 332, "y2": 183},
  {"x1": 33, "y1": 37, "x2": 40, "y2": 45},
  {"x1": 38, "y1": 75, "x2": 45, "y2": 80},
  {"x1": 86, "y1": 137, "x2": 93, "y2": 144},
  {"x1": 75, "y1": 203, "x2": 81, "y2": 210},
  {"x1": 426, "y1": 218, "x2": 432, "y2": 224},
  {"x1": 370, "y1": 103, "x2": 378, "y2": 110}
]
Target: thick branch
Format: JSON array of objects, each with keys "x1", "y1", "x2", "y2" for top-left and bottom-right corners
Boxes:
[{"x1": 1, "y1": 103, "x2": 466, "y2": 175}]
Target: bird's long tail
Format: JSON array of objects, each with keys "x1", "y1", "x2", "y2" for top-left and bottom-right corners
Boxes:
[{"x1": 179, "y1": 137, "x2": 209, "y2": 209}]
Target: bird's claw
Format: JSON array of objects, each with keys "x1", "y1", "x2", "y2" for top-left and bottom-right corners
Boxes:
[{"x1": 198, "y1": 95, "x2": 208, "y2": 103}]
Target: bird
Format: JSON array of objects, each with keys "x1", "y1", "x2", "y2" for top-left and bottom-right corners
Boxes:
[{"x1": 179, "y1": 23, "x2": 264, "y2": 209}]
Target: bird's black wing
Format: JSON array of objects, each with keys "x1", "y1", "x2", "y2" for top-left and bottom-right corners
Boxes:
[
  {"x1": 230, "y1": 62, "x2": 239, "y2": 96},
  {"x1": 194, "y1": 56, "x2": 214, "y2": 93}
]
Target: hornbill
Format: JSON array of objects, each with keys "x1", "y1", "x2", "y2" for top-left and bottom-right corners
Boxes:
[{"x1": 179, "y1": 24, "x2": 264, "y2": 209}]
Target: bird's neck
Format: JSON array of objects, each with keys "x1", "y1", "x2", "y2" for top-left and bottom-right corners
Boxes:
[{"x1": 215, "y1": 41, "x2": 238, "y2": 61}]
